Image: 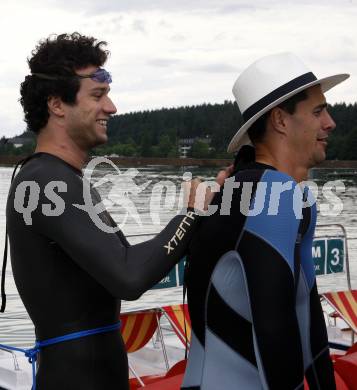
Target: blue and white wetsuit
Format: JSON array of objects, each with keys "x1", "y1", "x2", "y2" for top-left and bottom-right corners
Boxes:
[{"x1": 183, "y1": 162, "x2": 335, "y2": 390}]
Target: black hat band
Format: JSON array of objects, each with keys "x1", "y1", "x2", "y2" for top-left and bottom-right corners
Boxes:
[{"x1": 242, "y1": 72, "x2": 317, "y2": 122}]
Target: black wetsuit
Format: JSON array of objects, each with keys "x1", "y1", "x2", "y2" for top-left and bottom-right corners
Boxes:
[
  {"x1": 6, "y1": 152, "x2": 199, "y2": 390},
  {"x1": 182, "y1": 162, "x2": 335, "y2": 390}
]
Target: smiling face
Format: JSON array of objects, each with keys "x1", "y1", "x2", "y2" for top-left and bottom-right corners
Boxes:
[
  {"x1": 285, "y1": 84, "x2": 336, "y2": 168},
  {"x1": 63, "y1": 65, "x2": 117, "y2": 150}
]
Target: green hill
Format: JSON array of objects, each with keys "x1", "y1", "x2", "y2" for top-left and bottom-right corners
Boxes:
[{"x1": 2, "y1": 101, "x2": 357, "y2": 159}]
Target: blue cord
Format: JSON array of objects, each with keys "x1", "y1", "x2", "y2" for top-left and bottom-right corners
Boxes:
[{"x1": 0, "y1": 321, "x2": 121, "y2": 390}]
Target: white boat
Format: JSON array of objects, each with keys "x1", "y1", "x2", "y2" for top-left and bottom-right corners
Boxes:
[
  {"x1": 0, "y1": 304, "x2": 356, "y2": 390},
  {"x1": 0, "y1": 224, "x2": 356, "y2": 390}
]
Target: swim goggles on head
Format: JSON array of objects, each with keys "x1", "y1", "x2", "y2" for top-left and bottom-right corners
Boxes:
[
  {"x1": 76, "y1": 68, "x2": 112, "y2": 83},
  {"x1": 31, "y1": 68, "x2": 112, "y2": 84}
]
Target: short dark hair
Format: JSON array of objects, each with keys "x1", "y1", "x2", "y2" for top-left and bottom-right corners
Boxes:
[
  {"x1": 247, "y1": 89, "x2": 308, "y2": 144},
  {"x1": 20, "y1": 32, "x2": 109, "y2": 134}
]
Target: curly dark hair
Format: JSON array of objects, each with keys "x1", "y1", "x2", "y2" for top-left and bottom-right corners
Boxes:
[{"x1": 20, "y1": 32, "x2": 109, "y2": 133}]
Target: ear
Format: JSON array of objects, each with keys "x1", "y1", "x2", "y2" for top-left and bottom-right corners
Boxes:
[
  {"x1": 47, "y1": 96, "x2": 65, "y2": 117},
  {"x1": 269, "y1": 107, "x2": 289, "y2": 135}
]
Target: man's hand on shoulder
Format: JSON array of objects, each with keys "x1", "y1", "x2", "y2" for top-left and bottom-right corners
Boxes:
[{"x1": 184, "y1": 164, "x2": 234, "y2": 212}]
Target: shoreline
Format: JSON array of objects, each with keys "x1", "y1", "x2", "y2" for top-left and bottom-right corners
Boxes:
[{"x1": 0, "y1": 155, "x2": 357, "y2": 168}]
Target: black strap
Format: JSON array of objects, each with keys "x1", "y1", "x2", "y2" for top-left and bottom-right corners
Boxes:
[
  {"x1": 1, "y1": 155, "x2": 33, "y2": 312},
  {"x1": 294, "y1": 189, "x2": 310, "y2": 296},
  {"x1": 0, "y1": 227, "x2": 9, "y2": 312},
  {"x1": 294, "y1": 219, "x2": 303, "y2": 295},
  {"x1": 182, "y1": 256, "x2": 191, "y2": 359}
]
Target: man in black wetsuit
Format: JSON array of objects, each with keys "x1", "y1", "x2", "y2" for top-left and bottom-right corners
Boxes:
[
  {"x1": 4, "y1": 33, "x2": 230, "y2": 389},
  {"x1": 182, "y1": 53, "x2": 349, "y2": 389}
]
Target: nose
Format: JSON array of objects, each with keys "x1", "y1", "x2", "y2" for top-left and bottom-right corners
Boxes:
[
  {"x1": 104, "y1": 96, "x2": 117, "y2": 115},
  {"x1": 322, "y1": 110, "x2": 336, "y2": 133}
]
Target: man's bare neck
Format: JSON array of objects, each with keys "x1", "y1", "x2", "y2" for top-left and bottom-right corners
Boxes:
[
  {"x1": 35, "y1": 141, "x2": 87, "y2": 171},
  {"x1": 35, "y1": 124, "x2": 90, "y2": 170},
  {"x1": 255, "y1": 149, "x2": 309, "y2": 183}
]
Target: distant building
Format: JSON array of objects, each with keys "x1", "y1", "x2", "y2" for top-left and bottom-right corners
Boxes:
[
  {"x1": 8, "y1": 137, "x2": 33, "y2": 148},
  {"x1": 178, "y1": 136, "x2": 211, "y2": 158}
]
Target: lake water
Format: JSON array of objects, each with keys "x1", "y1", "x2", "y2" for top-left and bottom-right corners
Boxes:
[{"x1": 0, "y1": 162, "x2": 356, "y2": 347}]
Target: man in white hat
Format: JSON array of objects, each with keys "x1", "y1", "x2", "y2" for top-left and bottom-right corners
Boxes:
[{"x1": 182, "y1": 53, "x2": 349, "y2": 389}]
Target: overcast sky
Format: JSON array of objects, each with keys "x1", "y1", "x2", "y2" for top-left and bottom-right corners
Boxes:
[{"x1": 0, "y1": 0, "x2": 356, "y2": 138}]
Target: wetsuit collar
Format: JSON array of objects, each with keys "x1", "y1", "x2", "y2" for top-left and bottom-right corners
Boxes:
[{"x1": 24, "y1": 152, "x2": 83, "y2": 175}]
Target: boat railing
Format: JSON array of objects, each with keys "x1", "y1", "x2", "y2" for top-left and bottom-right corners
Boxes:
[
  {"x1": 0, "y1": 346, "x2": 20, "y2": 371},
  {"x1": 315, "y1": 223, "x2": 351, "y2": 290},
  {"x1": 315, "y1": 224, "x2": 356, "y2": 346},
  {"x1": 125, "y1": 224, "x2": 353, "y2": 291}
]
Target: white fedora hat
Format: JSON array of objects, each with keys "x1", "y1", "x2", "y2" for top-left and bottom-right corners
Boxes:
[{"x1": 227, "y1": 52, "x2": 349, "y2": 153}]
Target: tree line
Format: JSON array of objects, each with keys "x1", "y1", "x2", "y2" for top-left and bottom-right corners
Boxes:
[{"x1": 1, "y1": 101, "x2": 357, "y2": 159}]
